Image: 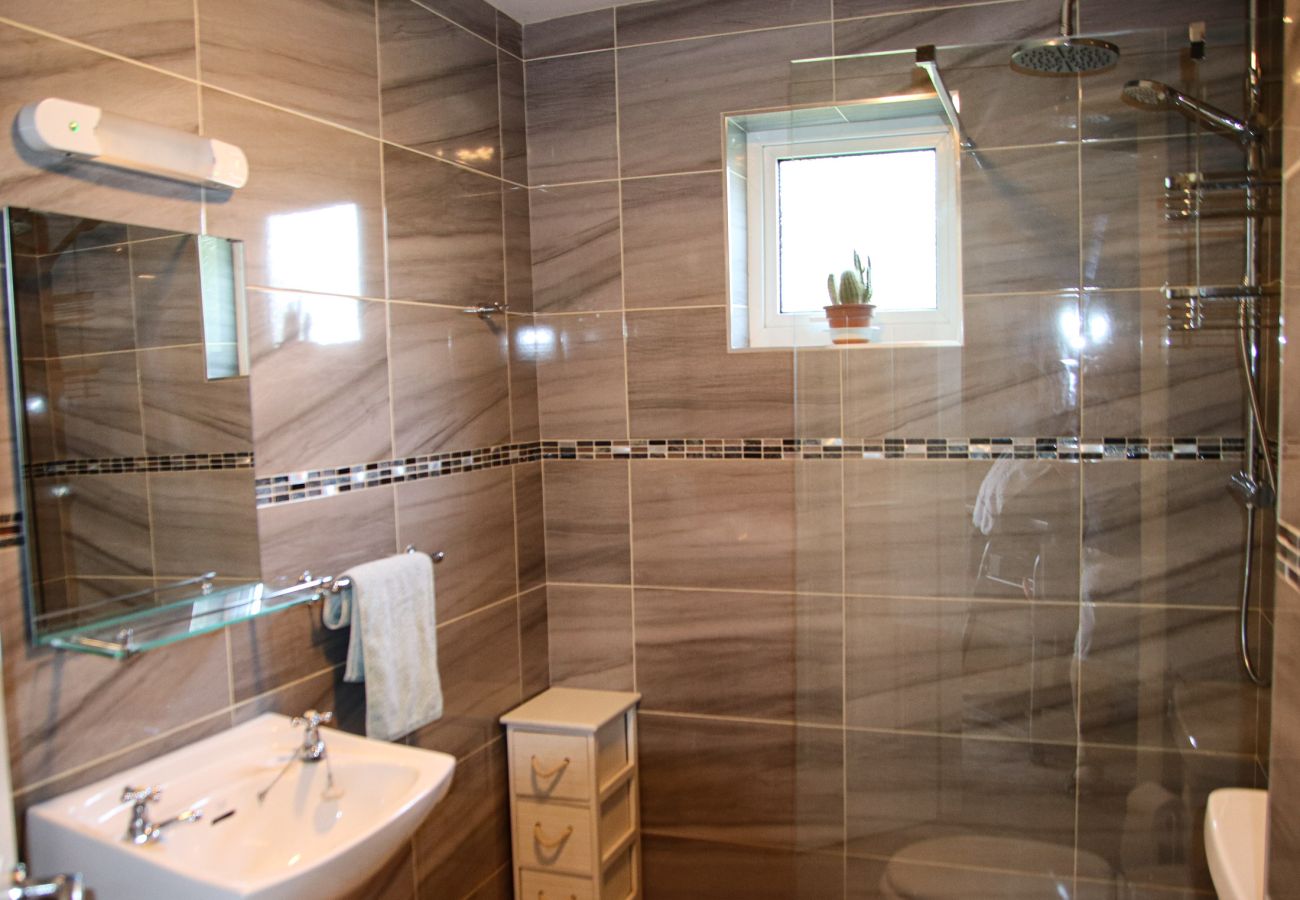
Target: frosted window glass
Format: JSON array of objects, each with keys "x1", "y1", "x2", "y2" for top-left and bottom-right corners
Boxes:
[{"x1": 777, "y1": 149, "x2": 938, "y2": 314}]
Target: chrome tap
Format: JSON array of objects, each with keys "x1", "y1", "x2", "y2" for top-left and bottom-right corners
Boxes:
[
  {"x1": 8, "y1": 864, "x2": 84, "y2": 900},
  {"x1": 292, "y1": 709, "x2": 333, "y2": 763},
  {"x1": 121, "y1": 786, "x2": 202, "y2": 845}
]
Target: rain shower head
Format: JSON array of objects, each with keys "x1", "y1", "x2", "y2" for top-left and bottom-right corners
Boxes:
[
  {"x1": 1120, "y1": 79, "x2": 1255, "y2": 140},
  {"x1": 1010, "y1": 0, "x2": 1119, "y2": 75}
]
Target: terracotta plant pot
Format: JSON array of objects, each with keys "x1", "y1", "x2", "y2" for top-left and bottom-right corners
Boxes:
[{"x1": 823, "y1": 304, "x2": 876, "y2": 345}]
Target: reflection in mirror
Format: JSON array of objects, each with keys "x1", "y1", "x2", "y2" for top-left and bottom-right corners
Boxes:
[{"x1": 3, "y1": 208, "x2": 260, "y2": 649}]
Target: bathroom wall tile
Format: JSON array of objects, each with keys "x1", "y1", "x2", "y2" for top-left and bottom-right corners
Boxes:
[
  {"x1": 643, "y1": 834, "x2": 844, "y2": 900},
  {"x1": 0, "y1": 0, "x2": 197, "y2": 75},
  {"x1": 845, "y1": 731, "x2": 1078, "y2": 870},
  {"x1": 513, "y1": 462, "x2": 546, "y2": 592},
  {"x1": 139, "y1": 347, "x2": 252, "y2": 454},
  {"x1": 832, "y1": 1, "x2": 1058, "y2": 56},
  {"x1": 845, "y1": 595, "x2": 1079, "y2": 744},
  {"x1": 794, "y1": 349, "x2": 843, "y2": 439},
  {"x1": 40, "y1": 245, "x2": 136, "y2": 356},
  {"x1": 1081, "y1": 291, "x2": 1246, "y2": 438},
  {"x1": 523, "y1": 8, "x2": 614, "y2": 58},
  {"x1": 1267, "y1": 574, "x2": 1300, "y2": 893},
  {"x1": 149, "y1": 470, "x2": 260, "y2": 579},
  {"x1": 631, "y1": 459, "x2": 801, "y2": 592},
  {"x1": 536, "y1": 312, "x2": 629, "y2": 438},
  {"x1": 886, "y1": 347, "x2": 961, "y2": 436},
  {"x1": 232, "y1": 663, "x2": 367, "y2": 736},
  {"x1": 389, "y1": 301, "x2": 511, "y2": 455},
  {"x1": 618, "y1": 25, "x2": 834, "y2": 177},
  {"x1": 507, "y1": 314, "x2": 540, "y2": 442},
  {"x1": 130, "y1": 234, "x2": 205, "y2": 348},
  {"x1": 46, "y1": 351, "x2": 144, "y2": 459},
  {"x1": 518, "y1": 584, "x2": 549, "y2": 697},
  {"x1": 498, "y1": 52, "x2": 527, "y2": 185},
  {"x1": 1081, "y1": 462, "x2": 1245, "y2": 606},
  {"x1": 1075, "y1": 744, "x2": 1255, "y2": 893},
  {"x1": 395, "y1": 467, "x2": 518, "y2": 621},
  {"x1": 412, "y1": 0, "x2": 497, "y2": 43},
  {"x1": 636, "y1": 587, "x2": 843, "y2": 723},
  {"x1": 247, "y1": 290, "x2": 391, "y2": 474},
  {"x1": 462, "y1": 865, "x2": 511, "y2": 900},
  {"x1": 198, "y1": 0, "x2": 379, "y2": 135},
  {"x1": 841, "y1": 347, "x2": 897, "y2": 437},
  {"x1": 0, "y1": 25, "x2": 203, "y2": 231},
  {"x1": 495, "y1": 11, "x2": 522, "y2": 56},
  {"x1": 414, "y1": 739, "x2": 511, "y2": 898},
  {"x1": 1078, "y1": 0, "x2": 1249, "y2": 31},
  {"x1": 384, "y1": 145, "x2": 504, "y2": 305},
  {"x1": 378, "y1": 0, "x2": 500, "y2": 176},
  {"x1": 407, "y1": 600, "x2": 521, "y2": 756},
  {"x1": 1079, "y1": 604, "x2": 1257, "y2": 754},
  {"x1": 844, "y1": 459, "x2": 1081, "y2": 602},
  {"x1": 530, "y1": 181, "x2": 622, "y2": 313},
  {"x1": 617, "y1": 0, "x2": 829, "y2": 45},
  {"x1": 542, "y1": 460, "x2": 631, "y2": 584},
  {"x1": 503, "y1": 185, "x2": 533, "y2": 311},
  {"x1": 962, "y1": 144, "x2": 1081, "y2": 294},
  {"x1": 626, "y1": 308, "x2": 794, "y2": 437},
  {"x1": 202, "y1": 90, "x2": 385, "y2": 298},
  {"x1": 58, "y1": 474, "x2": 153, "y2": 579},
  {"x1": 340, "y1": 842, "x2": 416, "y2": 900},
  {"x1": 546, "y1": 583, "x2": 634, "y2": 690},
  {"x1": 526, "y1": 51, "x2": 619, "y2": 184},
  {"x1": 640, "y1": 714, "x2": 843, "y2": 850},
  {"x1": 622, "y1": 172, "x2": 727, "y2": 309}
]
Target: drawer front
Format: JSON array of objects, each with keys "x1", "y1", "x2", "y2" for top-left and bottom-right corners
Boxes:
[
  {"x1": 512, "y1": 731, "x2": 591, "y2": 801},
  {"x1": 516, "y1": 798, "x2": 594, "y2": 874},
  {"x1": 520, "y1": 868, "x2": 595, "y2": 900}
]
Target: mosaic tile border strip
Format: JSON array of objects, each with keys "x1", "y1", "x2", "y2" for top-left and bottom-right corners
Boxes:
[
  {"x1": 27, "y1": 453, "x2": 255, "y2": 479},
  {"x1": 254, "y1": 436, "x2": 1245, "y2": 508},
  {"x1": 1278, "y1": 522, "x2": 1300, "y2": 590},
  {"x1": 0, "y1": 512, "x2": 22, "y2": 548}
]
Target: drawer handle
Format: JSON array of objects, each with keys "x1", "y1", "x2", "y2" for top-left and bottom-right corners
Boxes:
[
  {"x1": 530, "y1": 755, "x2": 571, "y2": 780},
  {"x1": 533, "y1": 822, "x2": 574, "y2": 849},
  {"x1": 536, "y1": 893, "x2": 577, "y2": 900}
]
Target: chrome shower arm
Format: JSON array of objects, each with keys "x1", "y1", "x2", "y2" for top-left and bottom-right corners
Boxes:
[{"x1": 1060, "y1": 0, "x2": 1078, "y2": 36}]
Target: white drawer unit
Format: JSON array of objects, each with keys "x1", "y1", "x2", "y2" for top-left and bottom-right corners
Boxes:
[{"x1": 502, "y1": 688, "x2": 642, "y2": 900}]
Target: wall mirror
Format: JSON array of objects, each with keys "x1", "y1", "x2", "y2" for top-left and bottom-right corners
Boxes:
[{"x1": 2, "y1": 207, "x2": 278, "y2": 659}]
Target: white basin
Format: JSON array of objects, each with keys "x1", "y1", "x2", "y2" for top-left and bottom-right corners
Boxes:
[
  {"x1": 1205, "y1": 787, "x2": 1267, "y2": 900},
  {"x1": 27, "y1": 714, "x2": 456, "y2": 899}
]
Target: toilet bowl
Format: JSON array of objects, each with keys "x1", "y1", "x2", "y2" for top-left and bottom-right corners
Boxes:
[{"x1": 878, "y1": 835, "x2": 1115, "y2": 899}]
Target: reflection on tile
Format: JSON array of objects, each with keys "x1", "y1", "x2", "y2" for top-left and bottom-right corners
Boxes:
[
  {"x1": 513, "y1": 462, "x2": 546, "y2": 592},
  {"x1": 414, "y1": 739, "x2": 511, "y2": 898},
  {"x1": 543, "y1": 460, "x2": 631, "y2": 583},
  {"x1": 503, "y1": 185, "x2": 534, "y2": 310},
  {"x1": 640, "y1": 714, "x2": 843, "y2": 849},
  {"x1": 389, "y1": 302, "x2": 510, "y2": 455},
  {"x1": 384, "y1": 145, "x2": 504, "y2": 304},
  {"x1": 530, "y1": 182, "x2": 622, "y2": 313},
  {"x1": 1075, "y1": 744, "x2": 1254, "y2": 893},
  {"x1": 547, "y1": 584, "x2": 633, "y2": 690},
  {"x1": 131, "y1": 234, "x2": 205, "y2": 348},
  {"x1": 536, "y1": 312, "x2": 629, "y2": 438},
  {"x1": 202, "y1": 89, "x2": 384, "y2": 297},
  {"x1": 519, "y1": 584, "x2": 549, "y2": 697},
  {"x1": 524, "y1": 8, "x2": 613, "y2": 58},
  {"x1": 0, "y1": 0, "x2": 196, "y2": 74},
  {"x1": 846, "y1": 595, "x2": 1079, "y2": 743},
  {"x1": 1081, "y1": 462, "x2": 1244, "y2": 606},
  {"x1": 41, "y1": 245, "x2": 136, "y2": 356},
  {"x1": 508, "y1": 314, "x2": 541, "y2": 442},
  {"x1": 845, "y1": 459, "x2": 1081, "y2": 602},
  {"x1": 644, "y1": 834, "x2": 844, "y2": 900},
  {"x1": 407, "y1": 600, "x2": 521, "y2": 756},
  {"x1": 378, "y1": 0, "x2": 500, "y2": 175},
  {"x1": 617, "y1": 0, "x2": 827, "y2": 45},
  {"x1": 395, "y1": 467, "x2": 517, "y2": 621},
  {"x1": 1081, "y1": 291, "x2": 1245, "y2": 438},
  {"x1": 636, "y1": 587, "x2": 842, "y2": 723},
  {"x1": 631, "y1": 459, "x2": 798, "y2": 592},
  {"x1": 498, "y1": 51, "x2": 527, "y2": 185},
  {"x1": 59, "y1": 474, "x2": 153, "y2": 578},
  {"x1": 526, "y1": 51, "x2": 618, "y2": 184},
  {"x1": 845, "y1": 853, "x2": 1097, "y2": 900},
  {"x1": 845, "y1": 731, "x2": 1077, "y2": 868},
  {"x1": 622, "y1": 172, "x2": 726, "y2": 309},
  {"x1": 198, "y1": 0, "x2": 380, "y2": 135},
  {"x1": 149, "y1": 469, "x2": 259, "y2": 578},
  {"x1": 1079, "y1": 604, "x2": 1255, "y2": 753},
  {"x1": 626, "y1": 308, "x2": 793, "y2": 437},
  {"x1": 618, "y1": 25, "x2": 833, "y2": 177},
  {"x1": 247, "y1": 290, "x2": 391, "y2": 474},
  {"x1": 962, "y1": 144, "x2": 1080, "y2": 294},
  {"x1": 47, "y1": 351, "x2": 144, "y2": 459},
  {"x1": 139, "y1": 347, "x2": 252, "y2": 454}
]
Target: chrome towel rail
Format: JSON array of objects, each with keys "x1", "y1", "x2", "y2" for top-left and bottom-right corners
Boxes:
[{"x1": 292, "y1": 545, "x2": 445, "y2": 603}]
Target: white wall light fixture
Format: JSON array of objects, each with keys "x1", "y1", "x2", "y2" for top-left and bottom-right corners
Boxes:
[{"x1": 16, "y1": 98, "x2": 248, "y2": 189}]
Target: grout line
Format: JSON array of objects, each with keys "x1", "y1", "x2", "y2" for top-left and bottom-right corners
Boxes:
[{"x1": 459, "y1": 862, "x2": 509, "y2": 900}]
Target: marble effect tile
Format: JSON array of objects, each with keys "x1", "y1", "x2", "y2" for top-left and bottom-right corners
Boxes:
[
  {"x1": 832, "y1": 1, "x2": 1058, "y2": 57},
  {"x1": 546, "y1": 584, "x2": 634, "y2": 690},
  {"x1": 503, "y1": 185, "x2": 533, "y2": 311},
  {"x1": 40, "y1": 245, "x2": 136, "y2": 356},
  {"x1": 530, "y1": 181, "x2": 622, "y2": 313},
  {"x1": 535, "y1": 312, "x2": 629, "y2": 438},
  {"x1": 543, "y1": 459, "x2": 631, "y2": 584},
  {"x1": 622, "y1": 172, "x2": 727, "y2": 309},
  {"x1": 46, "y1": 350, "x2": 144, "y2": 460},
  {"x1": 616, "y1": 0, "x2": 828, "y2": 45},
  {"x1": 130, "y1": 234, "x2": 205, "y2": 348},
  {"x1": 526, "y1": 51, "x2": 618, "y2": 184},
  {"x1": 523, "y1": 8, "x2": 613, "y2": 58},
  {"x1": 644, "y1": 834, "x2": 844, "y2": 900},
  {"x1": 497, "y1": 51, "x2": 527, "y2": 185},
  {"x1": 139, "y1": 347, "x2": 252, "y2": 455},
  {"x1": 0, "y1": 0, "x2": 196, "y2": 75},
  {"x1": 518, "y1": 584, "x2": 549, "y2": 697},
  {"x1": 414, "y1": 739, "x2": 511, "y2": 898},
  {"x1": 149, "y1": 469, "x2": 260, "y2": 579},
  {"x1": 513, "y1": 463, "x2": 546, "y2": 592},
  {"x1": 507, "y1": 313, "x2": 540, "y2": 442},
  {"x1": 413, "y1": 0, "x2": 497, "y2": 43},
  {"x1": 57, "y1": 474, "x2": 153, "y2": 579}
]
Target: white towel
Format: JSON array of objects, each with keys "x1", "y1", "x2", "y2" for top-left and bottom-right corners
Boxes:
[{"x1": 321, "y1": 552, "x2": 442, "y2": 741}]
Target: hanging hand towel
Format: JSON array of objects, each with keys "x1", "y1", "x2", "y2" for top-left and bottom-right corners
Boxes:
[{"x1": 322, "y1": 551, "x2": 442, "y2": 741}]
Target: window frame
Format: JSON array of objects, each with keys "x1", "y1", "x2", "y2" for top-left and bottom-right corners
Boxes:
[{"x1": 744, "y1": 113, "x2": 964, "y2": 349}]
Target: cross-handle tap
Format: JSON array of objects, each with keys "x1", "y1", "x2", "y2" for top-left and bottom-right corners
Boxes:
[
  {"x1": 121, "y1": 785, "x2": 202, "y2": 845},
  {"x1": 8, "y1": 863, "x2": 84, "y2": 900},
  {"x1": 291, "y1": 709, "x2": 334, "y2": 762}
]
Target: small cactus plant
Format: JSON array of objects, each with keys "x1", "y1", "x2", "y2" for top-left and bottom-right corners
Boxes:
[{"x1": 826, "y1": 251, "x2": 873, "y2": 306}]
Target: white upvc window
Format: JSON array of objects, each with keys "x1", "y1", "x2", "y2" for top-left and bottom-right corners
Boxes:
[{"x1": 740, "y1": 112, "x2": 963, "y2": 349}]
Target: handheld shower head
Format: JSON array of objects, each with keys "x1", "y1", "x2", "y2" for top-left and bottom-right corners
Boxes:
[{"x1": 1121, "y1": 79, "x2": 1255, "y2": 141}]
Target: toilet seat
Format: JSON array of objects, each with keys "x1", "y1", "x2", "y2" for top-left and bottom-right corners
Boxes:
[{"x1": 879, "y1": 835, "x2": 1114, "y2": 899}]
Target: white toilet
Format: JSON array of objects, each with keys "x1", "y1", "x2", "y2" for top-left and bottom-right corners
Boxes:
[
  {"x1": 1204, "y1": 788, "x2": 1267, "y2": 900},
  {"x1": 878, "y1": 835, "x2": 1116, "y2": 899}
]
